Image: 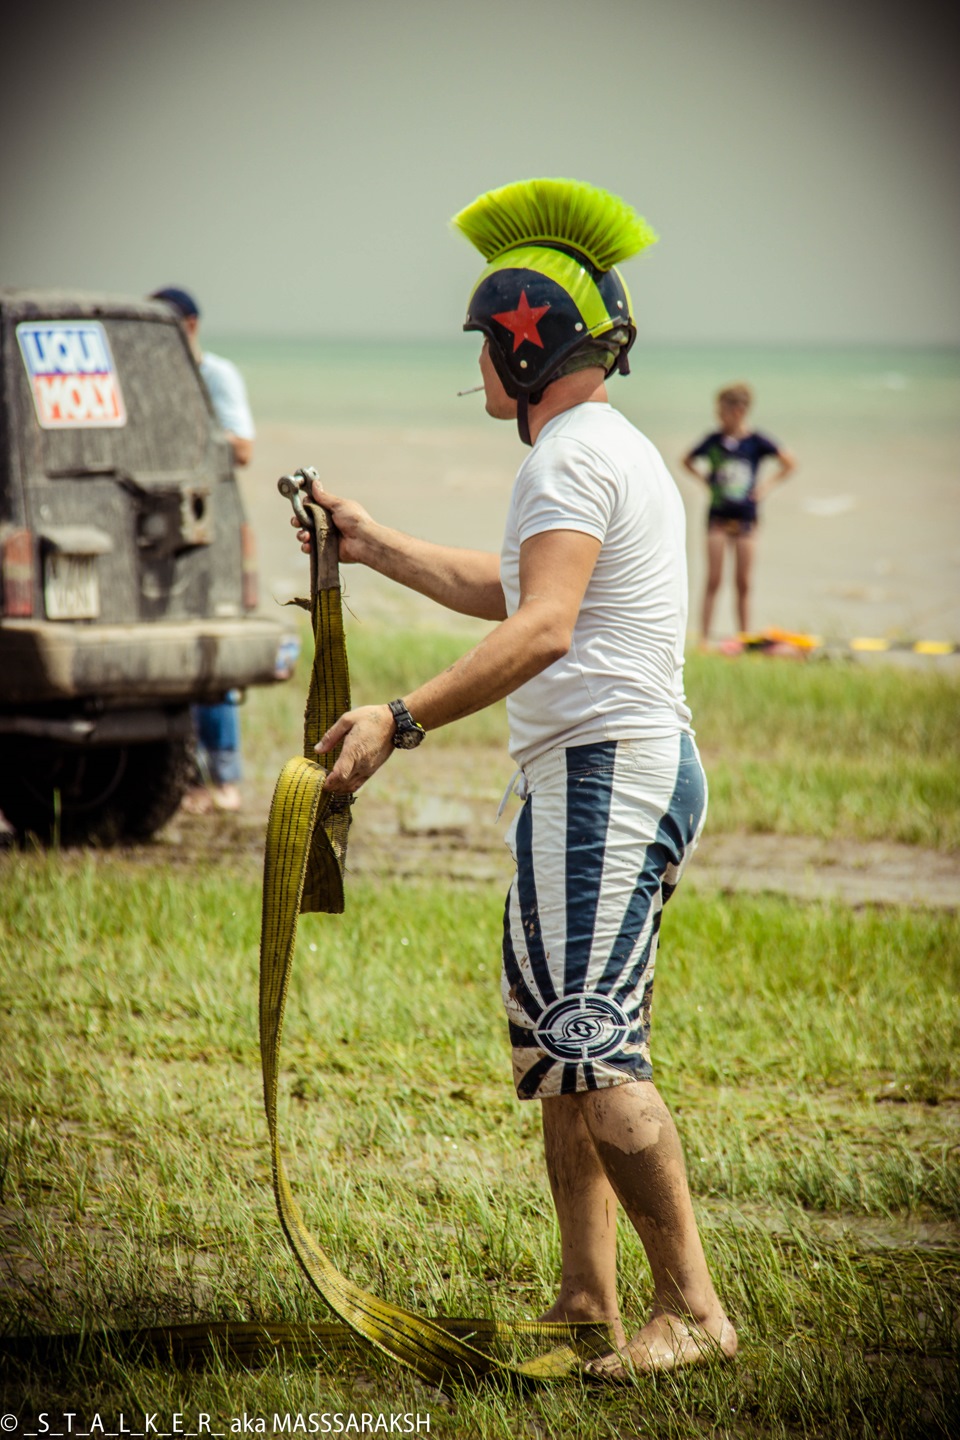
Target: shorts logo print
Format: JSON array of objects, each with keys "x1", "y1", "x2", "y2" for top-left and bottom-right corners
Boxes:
[{"x1": 535, "y1": 994, "x2": 630, "y2": 1062}]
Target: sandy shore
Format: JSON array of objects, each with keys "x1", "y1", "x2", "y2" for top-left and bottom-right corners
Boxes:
[{"x1": 241, "y1": 418, "x2": 960, "y2": 647}]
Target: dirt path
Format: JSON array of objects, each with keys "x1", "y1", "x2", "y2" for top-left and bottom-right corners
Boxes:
[{"x1": 148, "y1": 746, "x2": 959, "y2": 909}]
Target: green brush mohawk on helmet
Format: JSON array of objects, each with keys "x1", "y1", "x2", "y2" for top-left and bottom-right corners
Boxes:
[
  {"x1": 452, "y1": 178, "x2": 657, "y2": 443},
  {"x1": 453, "y1": 177, "x2": 657, "y2": 271}
]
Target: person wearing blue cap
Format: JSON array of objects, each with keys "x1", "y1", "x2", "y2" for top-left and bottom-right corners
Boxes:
[{"x1": 151, "y1": 287, "x2": 256, "y2": 812}]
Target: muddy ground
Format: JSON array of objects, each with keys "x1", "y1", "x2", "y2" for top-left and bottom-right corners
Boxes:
[
  {"x1": 145, "y1": 745, "x2": 959, "y2": 910},
  {"x1": 221, "y1": 421, "x2": 960, "y2": 910}
]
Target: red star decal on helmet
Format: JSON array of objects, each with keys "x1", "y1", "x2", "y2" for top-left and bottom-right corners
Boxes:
[{"x1": 492, "y1": 290, "x2": 551, "y2": 351}]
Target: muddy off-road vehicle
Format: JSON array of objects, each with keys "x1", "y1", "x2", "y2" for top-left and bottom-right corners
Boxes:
[{"x1": 0, "y1": 288, "x2": 289, "y2": 844}]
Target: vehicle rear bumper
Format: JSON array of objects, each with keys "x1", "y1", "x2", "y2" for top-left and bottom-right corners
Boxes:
[{"x1": 0, "y1": 616, "x2": 292, "y2": 705}]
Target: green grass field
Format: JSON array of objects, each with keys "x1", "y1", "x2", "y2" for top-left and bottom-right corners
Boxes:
[
  {"x1": 2, "y1": 646, "x2": 959, "y2": 1437},
  {"x1": 247, "y1": 624, "x2": 960, "y2": 851}
]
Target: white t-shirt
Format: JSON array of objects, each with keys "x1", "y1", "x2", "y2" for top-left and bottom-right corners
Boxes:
[
  {"x1": 501, "y1": 402, "x2": 693, "y2": 767},
  {"x1": 199, "y1": 351, "x2": 256, "y2": 440}
]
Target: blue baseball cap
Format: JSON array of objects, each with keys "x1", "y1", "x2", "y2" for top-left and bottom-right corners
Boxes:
[{"x1": 150, "y1": 286, "x2": 200, "y2": 319}]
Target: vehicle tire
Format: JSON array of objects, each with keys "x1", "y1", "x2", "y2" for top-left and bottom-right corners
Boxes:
[
  {"x1": 0, "y1": 735, "x2": 195, "y2": 847},
  {"x1": 120, "y1": 735, "x2": 196, "y2": 840},
  {"x1": 0, "y1": 739, "x2": 130, "y2": 846}
]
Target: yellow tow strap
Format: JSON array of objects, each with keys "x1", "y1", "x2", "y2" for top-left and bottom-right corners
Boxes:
[
  {"x1": 258, "y1": 503, "x2": 594, "y2": 1385},
  {"x1": 0, "y1": 503, "x2": 606, "y2": 1379}
]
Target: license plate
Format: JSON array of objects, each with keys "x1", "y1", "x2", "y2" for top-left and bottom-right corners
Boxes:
[{"x1": 44, "y1": 553, "x2": 101, "y2": 620}]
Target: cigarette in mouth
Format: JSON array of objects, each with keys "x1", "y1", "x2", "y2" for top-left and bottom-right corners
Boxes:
[{"x1": 456, "y1": 384, "x2": 485, "y2": 396}]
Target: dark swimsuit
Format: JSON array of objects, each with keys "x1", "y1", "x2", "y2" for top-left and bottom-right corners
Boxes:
[{"x1": 688, "y1": 430, "x2": 780, "y2": 535}]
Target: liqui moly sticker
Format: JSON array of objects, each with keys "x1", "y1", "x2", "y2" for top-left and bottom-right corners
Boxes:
[{"x1": 17, "y1": 321, "x2": 127, "y2": 428}]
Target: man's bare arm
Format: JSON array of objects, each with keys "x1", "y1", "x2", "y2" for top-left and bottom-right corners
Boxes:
[
  {"x1": 404, "y1": 527, "x2": 600, "y2": 728},
  {"x1": 315, "y1": 528, "x2": 601, "y2": 793},
  {"x1": 344, "y1": 520, "x2": 506, "y2": 621},
  {"x1": 296, "y1": 480, "x2": 505, "y2": 621}
]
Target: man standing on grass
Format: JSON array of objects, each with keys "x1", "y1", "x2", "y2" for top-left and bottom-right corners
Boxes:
[
  {"x1": 151, "y1": 286, "x2": 256, "y2": 814},
  {"x1": 294, "y1": 179, "x2": 736, "y2": 1379}
]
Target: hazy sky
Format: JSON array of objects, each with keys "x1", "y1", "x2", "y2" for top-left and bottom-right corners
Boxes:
[{"x1": 3, "y1": 0, "x2": 958, "y2": 343}]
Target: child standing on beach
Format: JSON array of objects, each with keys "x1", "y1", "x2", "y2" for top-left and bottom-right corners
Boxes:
[{"x1": 682, "y1": 382, "x2": 796, "y2": 643}]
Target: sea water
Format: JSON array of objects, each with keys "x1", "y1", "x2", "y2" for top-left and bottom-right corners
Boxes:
[{"x1": 217, "y1": 338, "x2": 960, "y2": 644}]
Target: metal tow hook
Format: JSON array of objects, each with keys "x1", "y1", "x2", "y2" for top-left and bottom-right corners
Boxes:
[{"x1": 277, "y1": 465, "x2": 320, "y2": 529}]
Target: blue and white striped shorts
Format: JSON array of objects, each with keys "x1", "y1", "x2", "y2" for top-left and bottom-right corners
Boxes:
[{"x1": 502, "y1": 732, "x2": 707, "y2": 1100}]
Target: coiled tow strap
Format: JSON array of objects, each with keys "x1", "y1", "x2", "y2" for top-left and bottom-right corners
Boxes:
[{"x1": 257, "y1": 499, "x2": 597, "y2": 1385}]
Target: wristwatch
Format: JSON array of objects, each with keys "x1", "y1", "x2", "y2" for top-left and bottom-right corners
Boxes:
[{"x1": 388, "y1": 699, "x2": 426, "y2": 749}]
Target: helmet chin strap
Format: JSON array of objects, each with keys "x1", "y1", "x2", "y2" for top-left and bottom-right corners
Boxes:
[
  {"x1": 517, "y1": 393, "x2": 532, "y2": 446},
  {"x1": 516, "y1": 386, "x2": 545, "y2": 447}
]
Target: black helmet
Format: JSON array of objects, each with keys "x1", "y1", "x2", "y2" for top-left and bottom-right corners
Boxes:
[
  {"x1": 453, "y1": 179, "x2": 657, "y2": 442},
  {"x1": 465, "y1": 248, "x2": 635, "y2": 400}
]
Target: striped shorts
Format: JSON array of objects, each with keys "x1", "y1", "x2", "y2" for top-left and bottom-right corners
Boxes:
[{"x1": 501, "y1": 732, "x2": 707, "y2": 1100}]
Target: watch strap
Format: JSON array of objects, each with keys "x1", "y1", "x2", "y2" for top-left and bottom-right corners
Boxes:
[{"x1": 388, "y1": 698, "x2": 425, "y2": 748}]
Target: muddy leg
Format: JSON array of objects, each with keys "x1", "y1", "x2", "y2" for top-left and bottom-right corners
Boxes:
[
  {"x1": 539, "y1": 1093, "x2": 625, "y2": 1346},
  {"x1": 580, "y1": 1080, "x2": 737, "y2": 1378}
]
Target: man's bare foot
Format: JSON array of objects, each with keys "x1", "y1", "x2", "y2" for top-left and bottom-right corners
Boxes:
[
  {"x1": 210, "y1": 783, "x2": 242, "y2": 812},
  {"x1": 181, "y1": 783, "x2": 242, "y2": 816},
  {"x1": 181, "y1": 786, "x2": 215, "y2": 816},
  {"x1": 584, "y1": 1311, "x2": 737, "y2": 1381}
]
